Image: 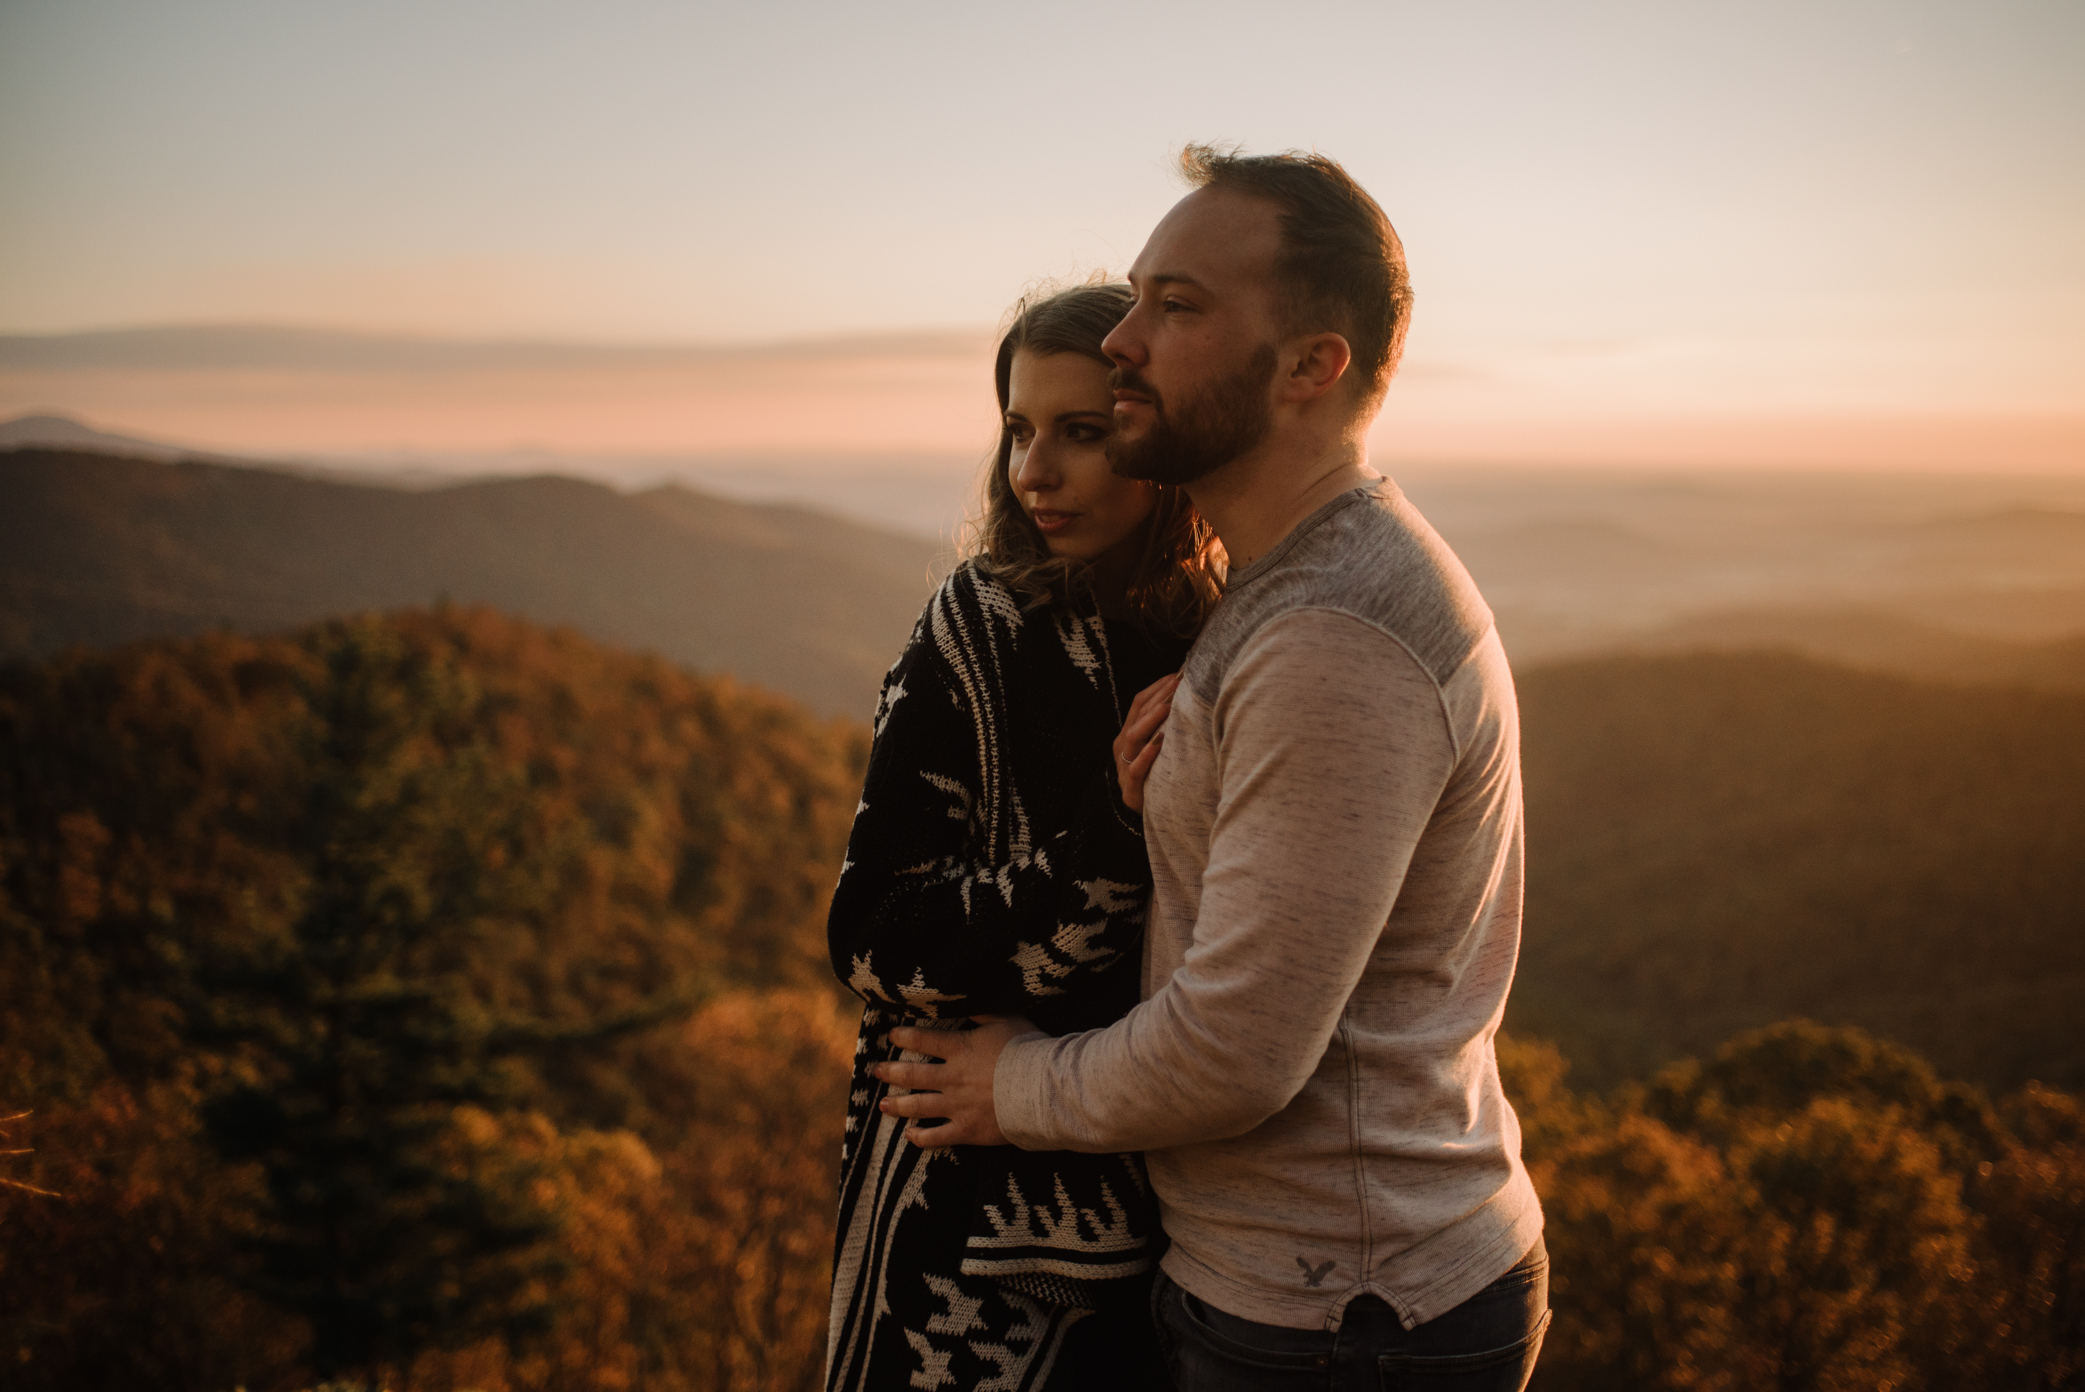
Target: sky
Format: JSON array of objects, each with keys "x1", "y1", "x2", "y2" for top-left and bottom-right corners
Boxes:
[{"x1": 1, "y1": 0, "x2": 2080, "y2": 471}]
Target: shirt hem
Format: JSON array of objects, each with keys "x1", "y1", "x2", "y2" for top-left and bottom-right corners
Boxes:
[{"x1": 1157, "y1": 1171, "x2": 1544, "y2": 1332}]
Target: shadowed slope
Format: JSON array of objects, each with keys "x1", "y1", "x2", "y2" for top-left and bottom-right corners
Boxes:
[
  {"x1": 1512, "y1": 651, "x2": 2085, "y2": 1092},
  {"x1": 0, "y1": 447, "x2": 946, "y2": 718}
]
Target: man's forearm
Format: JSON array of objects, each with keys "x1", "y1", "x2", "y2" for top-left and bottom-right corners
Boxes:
[
  {"x1": 995, "y1": 982, "x2": 1332, "y2": 1152},
  {"x1": 994, "y1": 612, "x2": 1458, "y2": 1153}
]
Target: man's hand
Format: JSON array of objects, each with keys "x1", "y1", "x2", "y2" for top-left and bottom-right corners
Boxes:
[{"x1": 873, "y1": 1016, "x2": 1034, "y2": 1148}]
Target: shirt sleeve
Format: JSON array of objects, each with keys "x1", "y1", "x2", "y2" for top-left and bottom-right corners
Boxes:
[
  {"x1": 826, "y1": 588, "x2": 1155, "y2": 1021},
  {"x1": 993, "y1": 608, "x2": 1460, "y2": 1151}
]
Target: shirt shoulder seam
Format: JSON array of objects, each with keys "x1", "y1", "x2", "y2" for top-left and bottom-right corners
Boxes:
[{"x1": 1223, "y1": 605, "x2": 1467, "y2": 766}]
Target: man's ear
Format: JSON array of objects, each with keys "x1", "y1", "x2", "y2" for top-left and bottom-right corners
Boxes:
[{"x1": 1281, "y1": 333, "x2": 1352, "y2": 403}]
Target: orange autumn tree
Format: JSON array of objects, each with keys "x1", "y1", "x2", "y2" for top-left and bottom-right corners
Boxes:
[
  {"x1": 1511, "y1": 1022, "x2": 2085, "y2": 1392},
  {"x1": 0, "y1": 607, "x2": 863, "y2": 1390}
]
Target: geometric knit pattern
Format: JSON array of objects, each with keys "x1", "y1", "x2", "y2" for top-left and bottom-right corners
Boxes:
[{"x1": 826, "y1": 561, "x2": 1182, "y2": 1392}]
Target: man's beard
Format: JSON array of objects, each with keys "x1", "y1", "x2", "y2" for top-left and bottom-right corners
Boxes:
[{"x1": 1106, "y1": 342, "x2": 1280, "y2": 486}]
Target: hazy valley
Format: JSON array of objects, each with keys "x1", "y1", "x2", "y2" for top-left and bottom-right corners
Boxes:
[{"x1": 6, "y1": 418, "x2": 2081, "y2": 1088}]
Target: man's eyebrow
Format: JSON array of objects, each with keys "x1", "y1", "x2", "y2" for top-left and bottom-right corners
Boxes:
[{"x1": 1141, "y1": 272, "x2": 1205, "y2": 291}]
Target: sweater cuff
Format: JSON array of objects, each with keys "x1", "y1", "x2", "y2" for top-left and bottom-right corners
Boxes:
[{"x1": 994, "y1": 1029, "x2": 1062, "y2": 1150}]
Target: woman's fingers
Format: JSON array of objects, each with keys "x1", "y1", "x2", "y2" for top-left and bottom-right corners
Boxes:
[
  {"x1": 1120, "y1": 731, "x2": 1163, "y2": 811},
  {"x1": 1114, "y1": 673, "x2": 1181, "y2": 812},
  {"x1": 1132, "y1": 673, "x2": 1179, "y2": 708},
  {"x1": 1115, "y1": 684, "x2": 1176, "y2": 749},
  {"x1": 1116, "y1": 700, "x2": 1171, "y2": 760},
  {"x1": 1120, "y1": 731, "x2": 1164, "y2": 811},
  {"x1": 1122, "y1": 674, "x2": 1179, "y2": 726},
  {"x1": 1132, "y1": 686, "x2": 1174, "y2": 730}
]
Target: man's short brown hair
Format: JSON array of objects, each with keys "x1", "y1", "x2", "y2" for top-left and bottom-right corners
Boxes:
[{"x1": 1179, "y1": 144, "x2": 1414, "y2": 409}]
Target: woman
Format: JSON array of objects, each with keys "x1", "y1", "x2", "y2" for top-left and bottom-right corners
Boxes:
[{"x1": 826, "y1": 281, "x2": 1223, "y2": 1392}]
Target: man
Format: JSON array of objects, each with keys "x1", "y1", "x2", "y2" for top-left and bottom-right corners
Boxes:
[{"x1": 875, "y1": 146, "x2": 1547, "y2": 1390}]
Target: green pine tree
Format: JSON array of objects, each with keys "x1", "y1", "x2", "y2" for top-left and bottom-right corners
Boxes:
[{"x1": 189, "y1": 619, "x2": 607, "y2": 1381}]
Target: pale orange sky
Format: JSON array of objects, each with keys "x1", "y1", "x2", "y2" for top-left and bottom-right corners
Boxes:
[
  {"x1": 6, "y1": 336, "x2": 2080, "y2": 475},
  {"x1": 2, "y1": 1, "x2": 2080, "y2": 472}
]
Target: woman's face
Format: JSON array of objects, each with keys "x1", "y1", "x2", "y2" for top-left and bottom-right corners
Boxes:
[{"x1": 1005, "y1": 349, "x2": 1158, "y2": 566}]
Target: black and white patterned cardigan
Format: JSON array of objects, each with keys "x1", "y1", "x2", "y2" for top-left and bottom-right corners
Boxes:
[{"x1": 827, "y1": 561, "x2": 1184, "y2": 1352}]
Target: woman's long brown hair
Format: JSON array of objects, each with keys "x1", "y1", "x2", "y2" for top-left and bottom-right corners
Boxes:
[{"x1": 962, "y1": 281, "x2": 1225, "y2": 639}]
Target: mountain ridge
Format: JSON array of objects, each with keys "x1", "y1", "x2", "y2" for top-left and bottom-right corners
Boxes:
[
  {"x1": 0, "y1": 444, "x2": 947, "y2": 718},
  {"x1": 0, "y1": 411, "x2": 203, "y2": 461},
  {"x1": 9, "y1": 432, "x2": 2084, "y2": 714},
  {"x1": 0, "y1": 322, "x2": 992, "y2": 373}
]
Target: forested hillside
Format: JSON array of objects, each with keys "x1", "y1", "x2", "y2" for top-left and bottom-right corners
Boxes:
[
  {"x1": 2, "y1": 615, "x2": 2078, "y2": 1389},
  {"x1": 0, "y1": 446, "x2": 944, "y2": 718},
  {"x1": 0, "y1": 609, "x2": 867, "y2": 1388},
  {"x1": 1514, "y1": 652, "x2": 2085, "y2": 1091}
]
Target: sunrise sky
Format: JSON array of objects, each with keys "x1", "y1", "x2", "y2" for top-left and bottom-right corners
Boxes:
[{"x1": 1, "y1": 0, "x2": 2080, "y2": 471}]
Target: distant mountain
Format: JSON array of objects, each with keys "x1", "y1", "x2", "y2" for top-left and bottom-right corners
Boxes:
[
  {"x1": 10, "y1": 426, "x2": 2084, "y2": 709},
  {"x1": 0, "y1": 412, "x2": 196, "y2": 461},
  {"x1": 1895, "y1": 506, "x2": 2085, "y2": 582},
  {"x1": 1510, "y1": 651, "x2": 2085, "y2": 1092},
  {"x1": 0, "y1": 323, "x2": 986, "y2": 373},
  {"x1": 1452, "y1": 497, "x2": 2085, "y2": 684},
  {"x1": 0, "y1": 447, "x2": 946, "y2": 718},
  {"x1": 1450, "y1": 517, "x2": 1683, "y2": 589},
  {"x1": 1608, "y1": 603, "x2": 2085, "y2": 691}
]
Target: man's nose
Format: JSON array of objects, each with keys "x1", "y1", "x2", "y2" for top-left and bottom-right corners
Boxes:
[{"x1": 1101, "y1": 310, "x2": 1145, "y2": 367}]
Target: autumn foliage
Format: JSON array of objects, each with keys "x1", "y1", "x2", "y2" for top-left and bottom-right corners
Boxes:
[
  {"x1": 1, "y1": 610, "x2": 2079, "y2": 1390},
  {"x1": 1507, "y1": 1024, "x2": 2085, "y2": 1390},
  {"x1": 1, "y1": 608, "x2": 861, "y2": 1389}
]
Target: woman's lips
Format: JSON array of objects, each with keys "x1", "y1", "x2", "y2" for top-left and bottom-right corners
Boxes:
[{"x1": 1032, "y1": 509, "x2": 1079, "y2": 534}]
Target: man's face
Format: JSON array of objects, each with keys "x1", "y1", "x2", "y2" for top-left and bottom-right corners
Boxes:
[{"x1": 1103, "y1": 188, "x2": 1289, "y2": 485}]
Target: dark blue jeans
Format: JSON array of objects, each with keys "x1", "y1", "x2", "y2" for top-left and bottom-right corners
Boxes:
[{"x1": 1151, "y1": 1237, "x2": 1549, "y2": 1391}]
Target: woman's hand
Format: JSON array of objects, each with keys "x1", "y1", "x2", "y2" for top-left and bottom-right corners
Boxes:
[{"x1": 1113, "y1": 673, "x2": 1179, "y2": 813}]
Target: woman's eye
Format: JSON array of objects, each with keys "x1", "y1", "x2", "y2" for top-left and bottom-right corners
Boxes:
[{"x1": 1066, "y1": 424, "x2": 1106, "y2": 443}]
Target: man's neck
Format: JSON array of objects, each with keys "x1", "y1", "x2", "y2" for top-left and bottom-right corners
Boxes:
[{"x1": 1187, "y1": 434, "x2": 1380, "y2": 572}]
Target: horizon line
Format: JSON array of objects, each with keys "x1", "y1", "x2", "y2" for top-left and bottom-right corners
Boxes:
[{"x1": 0, "y1": 318, "x2": 998, "y2": 355}]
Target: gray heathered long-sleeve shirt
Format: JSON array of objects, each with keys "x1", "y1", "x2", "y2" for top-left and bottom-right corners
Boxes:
[{"x1": 994, "y1": 479, "x2": 1543, "y2": 1331}]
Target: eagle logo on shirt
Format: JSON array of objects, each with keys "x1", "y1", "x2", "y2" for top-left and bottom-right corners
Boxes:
[{"x1": 1296, "y1": 1256, "x2": 1336, "y2": 1288}]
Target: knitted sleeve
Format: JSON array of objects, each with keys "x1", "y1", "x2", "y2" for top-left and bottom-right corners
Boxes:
[{"x1": 826, "y1": 568, "x2": 1151, "y2": 1020}]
